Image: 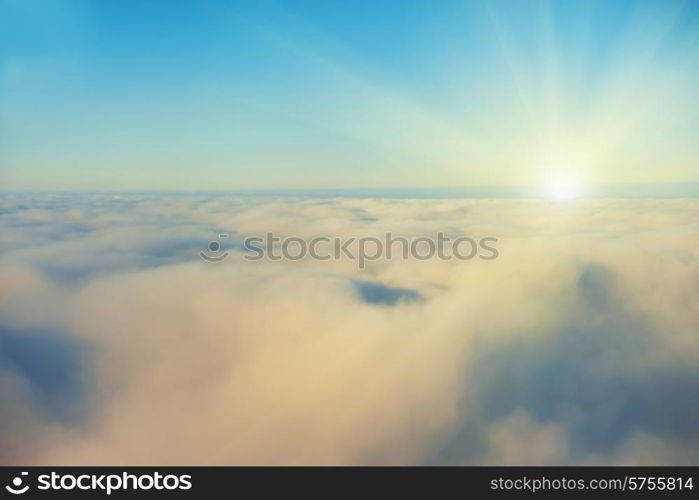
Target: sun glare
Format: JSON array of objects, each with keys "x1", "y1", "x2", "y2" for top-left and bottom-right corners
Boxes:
[{"x1": 545, "y1": 172, "x2": 580, "y2": 200}]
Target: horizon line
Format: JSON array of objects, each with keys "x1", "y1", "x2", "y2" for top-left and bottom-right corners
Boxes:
[{"x1": 1, "y1": 182, "x2": 698, "y2": 199}]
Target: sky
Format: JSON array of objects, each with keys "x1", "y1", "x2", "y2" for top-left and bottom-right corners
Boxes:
[
  {"x1": 1, "y1": 0, "x2": 698, "y2": 191},
  {"x1": 1, "y1": 1, "x2": 698, "y2": 466}
]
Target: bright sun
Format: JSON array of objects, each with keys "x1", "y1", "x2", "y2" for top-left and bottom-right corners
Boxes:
[{"x1": 545, "y1": 172, "x2": 580, "y2": 200}]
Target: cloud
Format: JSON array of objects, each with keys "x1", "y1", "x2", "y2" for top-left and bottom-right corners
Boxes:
[
  {"x1": 0, "y1": 193, "x2": 697, "y2": 464},
  {"x1": 478, "y1": 411, "x2": 569, "y2": 466}
]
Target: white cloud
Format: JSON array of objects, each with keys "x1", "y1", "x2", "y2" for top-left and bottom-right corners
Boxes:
[{"x1": 0, "y1": 194, "x2": 697, "y2": 464}]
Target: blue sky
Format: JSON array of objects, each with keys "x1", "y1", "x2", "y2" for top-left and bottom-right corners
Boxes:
[{"x1": 1, "y1": 0, "x2": 698, "y2": 191}]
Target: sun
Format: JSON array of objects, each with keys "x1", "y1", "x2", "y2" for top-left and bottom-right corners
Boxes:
[
  {"x1": 547, "y1": 175, "x2": 579, "y2": 200},
  {"x1": 545, "y1": 172, "x2": 580, "y2": 200}
]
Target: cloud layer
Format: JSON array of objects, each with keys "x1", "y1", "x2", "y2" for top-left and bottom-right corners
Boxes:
[{"x1": 1, "y1": 193, "x2": 698, "y2": 465}]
